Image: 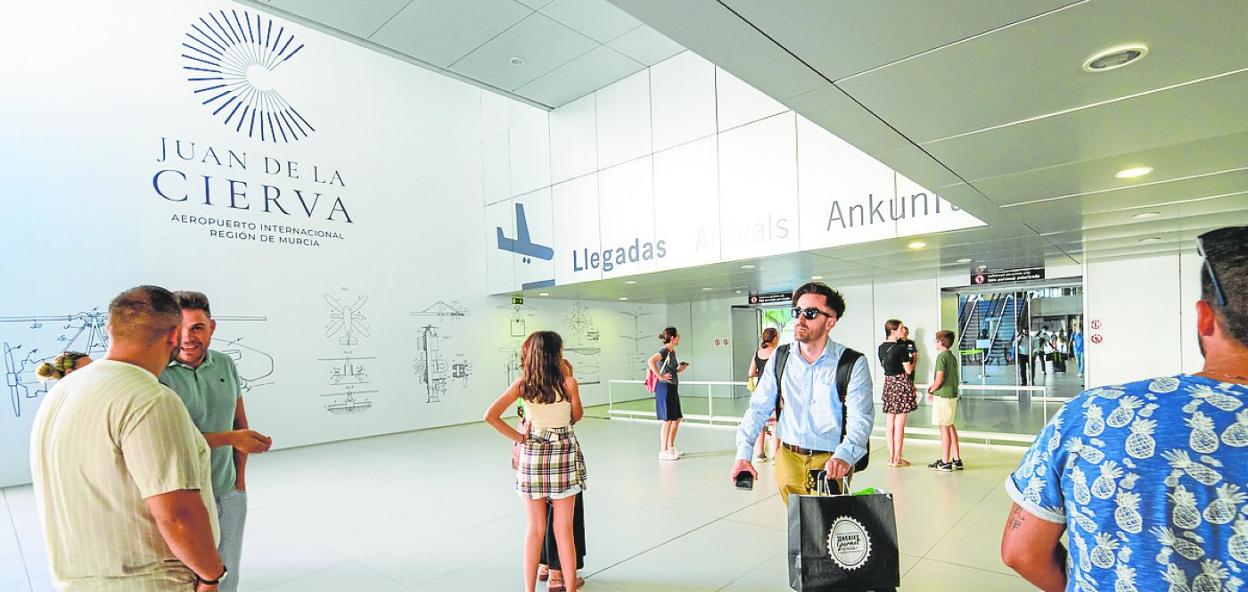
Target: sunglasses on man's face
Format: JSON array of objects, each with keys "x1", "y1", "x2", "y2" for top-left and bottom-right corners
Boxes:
[
  {"x1": 1197, "y1": 225, "x2": 1248, "y2": 308},
  {"x1": 791, "y1": 307, "x2": 835, "y2": 321}
]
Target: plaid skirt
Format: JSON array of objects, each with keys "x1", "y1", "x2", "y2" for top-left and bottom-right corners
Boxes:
[{"x1": 516, "y1": 426, "x2": 587, "y2": 500}]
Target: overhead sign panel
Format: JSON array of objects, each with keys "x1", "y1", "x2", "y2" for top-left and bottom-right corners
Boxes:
[{"x1": 971, "y1": 267, "x2": 1045, "y2": 285}]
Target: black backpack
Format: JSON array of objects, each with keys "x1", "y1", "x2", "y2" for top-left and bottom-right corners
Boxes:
[{"x1": 772, "y1": 344, "x2": 869, "y2": 472}]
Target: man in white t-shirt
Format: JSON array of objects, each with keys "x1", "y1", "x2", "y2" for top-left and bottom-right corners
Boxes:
[{"x1": 29, "y1": 286, "x2": 227, "y2": 591}]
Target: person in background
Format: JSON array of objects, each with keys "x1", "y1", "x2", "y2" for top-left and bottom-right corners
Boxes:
[
  {"x1": 160, "y1": 291, "x2": 271, "y2": 592},
  {"x1": 485, "y1": 331, "x2": 584, "y2": 592},
  {"x1": 1001, "y1": 225, "x2": 1248, "y2": 592},
  {"x1": 1031, "y1": 326, "x2": 1049, "y2": 381},
  {"x1": 648, "y1": 327, "x2": 689, "y2": 461},
  {"x1": 538, "y1": 358, "x2": 586, "y2": 592},
  {"x1": 900, "y1": 324, "x2": 920, "y2": 385},
  {"x1": 880, "y1": 319, "x2": 917, "y2": 467},
  {"x1": 1054, "y1": 330, "x2": 1069, "y2": 373},
  {"x1": 1070, "y1": 322, "x2": 1085, "y2": 378},
  {"x1": 748, "y1": 328, "x2": 780, "y2": 462},
  {"x1": 30, "y1": 285, "x2": 225, "y2": 591},
  {"x1": 34, "y1": 351, "x2": 92, "y2": 382},
  {"x1": 1015, "y1": 328, "x2": 1031, "y2": 386},
  {"x1": 926, "y1": 330, "x2": 963, "y2": 472}
]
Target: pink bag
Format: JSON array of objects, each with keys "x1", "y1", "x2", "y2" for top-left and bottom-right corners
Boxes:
[
  {"x1": 644, "y1": 368, "x2": 659, "y2": 393},
  {"x1": 511, "y1": 418, "x2": 530, "y2": 470}
]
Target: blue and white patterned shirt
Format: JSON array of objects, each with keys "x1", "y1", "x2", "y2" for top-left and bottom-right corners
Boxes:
[{"x1": 1007, "y1": 375, "x2": 1248, "y2": 592}]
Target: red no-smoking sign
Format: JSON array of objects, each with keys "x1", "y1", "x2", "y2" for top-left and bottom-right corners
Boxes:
[{"x1": 1091, "y1": 334, "x2": 1103, "y2": 344}]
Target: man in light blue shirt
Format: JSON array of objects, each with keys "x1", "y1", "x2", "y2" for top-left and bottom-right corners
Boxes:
[{"x1": 731, "y1": 282, "x2": 874, "y2": 504}]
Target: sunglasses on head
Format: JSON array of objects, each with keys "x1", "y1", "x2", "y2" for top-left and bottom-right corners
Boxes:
[
  {"x1": 1197, "y1": 225, "x2": 1248, "y2": 308},
  {"x1": 791, "y1": 306, "x2": 835, "y2": 321}
]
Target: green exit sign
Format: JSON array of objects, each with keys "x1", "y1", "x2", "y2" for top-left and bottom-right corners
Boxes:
[{"x1": 511, "y1": 296, "x2": 524, "y2": 305}]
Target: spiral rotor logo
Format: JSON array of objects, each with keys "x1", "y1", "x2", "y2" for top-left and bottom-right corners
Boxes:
[{"x1": 181, "y1": 9, "x2": 314, "y2": 143}]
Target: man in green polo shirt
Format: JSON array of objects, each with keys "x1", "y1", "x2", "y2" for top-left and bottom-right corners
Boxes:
[{"x1": 160, "y1": 291, "x2": 272, "y2": 592}]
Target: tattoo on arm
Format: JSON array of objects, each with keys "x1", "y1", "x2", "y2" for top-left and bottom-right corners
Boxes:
[{"x1": 1008, "y1": 505, "x2": 1026, "y2": 530}]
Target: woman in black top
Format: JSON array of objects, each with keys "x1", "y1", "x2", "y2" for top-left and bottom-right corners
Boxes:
[
  {"x1": 747, "y1": 328, "x2": 779, "y2": 461},
  {"x1": 879, "y1": 319, "x2": 917, "y2": 467}
]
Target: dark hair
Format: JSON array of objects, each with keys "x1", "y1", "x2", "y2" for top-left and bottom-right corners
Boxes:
[
  {"x1": 760, "y1": 328, "x2": 778, "y2": 347},
  {"x1": 1200, "y1": 226, "x2": 1248, "y2": 344},
  {"x1": 792, "y1": 282, "x2": 845, "y2": 318},
  {"x1": 883, "y1": 319, "x2": 901, "y2": 338},
  {"x1": 936, "y1": 330, "x2": 955, "y2": 349},
  {"x1": 108, "y1": 286, "x2": 182, "y2": 344},
  {"x1": 173, "y1": 290, "x2": 212, "y2": 317},
  {"x1": 659, "y1": 327, "x2": 678, "y2": 344},
  {"x1": 519, "y1": 331, "x2": 565, "y2": 404}
]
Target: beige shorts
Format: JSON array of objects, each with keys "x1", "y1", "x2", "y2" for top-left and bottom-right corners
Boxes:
[{"x1": 931, "y1": 396, "x2": 957, "y2": 427}]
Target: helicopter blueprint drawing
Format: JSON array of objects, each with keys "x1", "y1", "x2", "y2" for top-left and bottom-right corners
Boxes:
[
  {"x1": 321, "y1": 289, "x2": 374, "y2": 414},
  {"x1": 1, "y1": 310, "x2": 274, "y2": 418},
  {"x1": 410, "y1": 301, "x2": 472, "y2": 404}
]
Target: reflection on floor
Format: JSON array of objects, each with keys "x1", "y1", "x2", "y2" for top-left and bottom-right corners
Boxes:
[{"x1": 3, "y1": 418, "x2": 1036, "y2": 591}]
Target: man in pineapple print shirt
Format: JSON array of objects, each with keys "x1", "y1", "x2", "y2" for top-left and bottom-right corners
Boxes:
[{"x1": 1001, "y1": 225, "x2": 1248, "y2": 592}]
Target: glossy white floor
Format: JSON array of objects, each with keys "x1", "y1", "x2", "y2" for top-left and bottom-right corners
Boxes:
[{"x1": 1, "y1": 418, "x2": 1039, "y2": 591}]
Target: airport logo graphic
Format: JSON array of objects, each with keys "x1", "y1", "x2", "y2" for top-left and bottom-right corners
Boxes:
[
  {"x1": 181, "y1": 10, "x2": 315, "y2": 143},
  {"x1": 496, "y1": 203, "x2": 556, "y2": 289}
]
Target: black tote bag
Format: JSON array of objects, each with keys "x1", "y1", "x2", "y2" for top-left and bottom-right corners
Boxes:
[{"x1": 787, "y1": 476, "x2": 900, "y2": 591}]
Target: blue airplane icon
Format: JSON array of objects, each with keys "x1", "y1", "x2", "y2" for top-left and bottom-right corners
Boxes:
[{"x1": 496, "y1": 203, "x2": 554, "y2": 264}]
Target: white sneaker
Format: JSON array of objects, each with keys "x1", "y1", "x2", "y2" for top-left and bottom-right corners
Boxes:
[
  {"x1": 659, "y1": 450, "x2": 679, "y2": 461},
  {"x1": 672, "y1": 449, "x2": 686, "y2": 458}
]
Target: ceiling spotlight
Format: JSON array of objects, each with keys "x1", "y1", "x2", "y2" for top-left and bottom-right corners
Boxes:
[
  {"x1": 702, "y1": 287, "x2": 713, "y2": 291},
  {"x1": 1132, "y1": 211, "x2": 1162, "y2": 220},
  {"x1": 1139, "y1": 237, "x2": 1163, "y2": 244},
  {"x1": 741, "y1": 264, "x2": 756, "y2": 269},
  {"x1": 1115, "y1": 166, "x2": 1153, "y2": 179},
  {"x1": 618, "y1": 297, "x2": 629, "y2": 301},
  {"x1": 624, "y1": 280, "x2": 637, "y2": 285},
  {"x1": 908, "y1": 241, "x2": 927, "y2": 249},
  {"x1": 1082, "y1": 44, "x2": 1148, "y2": 72},
  {"x1": 538, "y1": 292, "x2": 550, "y2": 296},
  {"x1": 811, "y1": 275, "x2": 824, "y2": 280},
  {"x1": 957, "y1": 258, "x2": 973, "y2": 263},
  {"x1": 735, "y1": 290, "x2": 742, "y2": 294},
  {"x1": 508, "y1": 56, "x2": 525, "y2": 66}
]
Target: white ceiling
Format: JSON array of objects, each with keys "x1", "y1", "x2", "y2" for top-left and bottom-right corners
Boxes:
[
  {"x1": 244, "y1": 0, "x2": 684, "y2": 108},
  {"x1": 578, "y1": 0, "x2": 1248, "y2": 301}
]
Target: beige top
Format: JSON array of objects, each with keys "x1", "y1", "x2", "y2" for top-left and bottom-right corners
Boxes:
[
  {"x1": 524, "y1": 397, "x2": 572, "y2": 429},
  {"x1": 29, "y1": 360, "x2": 218, "y2": 591}
]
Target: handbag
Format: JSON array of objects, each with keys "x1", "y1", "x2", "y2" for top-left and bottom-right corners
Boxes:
[{"x1": 787, "y1": 473, "x2": 900, "y2": 591}]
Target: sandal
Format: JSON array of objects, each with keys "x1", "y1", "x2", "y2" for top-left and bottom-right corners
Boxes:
[
  {"x1": 548, "y1": 574, "x2": 585, "y2": 591},
  {"x1": 538, "y1": 565, "x2": 549, "y2": 582}
]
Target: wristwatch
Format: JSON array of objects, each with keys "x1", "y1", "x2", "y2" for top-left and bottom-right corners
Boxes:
[{"x1": 199, "y1": 566, "x2": 229, "y2": 586}]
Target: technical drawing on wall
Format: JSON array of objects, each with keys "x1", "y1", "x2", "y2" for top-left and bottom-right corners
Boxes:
[
  {"x1": 413, "y1": 325, "x2": 471, "y2": 403},
  {"x1": 619, "y1": 308, "x2": 655, "y2": 371},
  {"x1": 214, "y1": 315, "x2": 276, "y2": 392},
  {"x1": 410, "y1": 301, "x2": 472, "y2": 404},
  {"x1": 321, "y1": 288, "x2": 376, "y2": 414},
  {"x1": 563, "y1": 303, "x2": 602, "y2": 385},
  {"x1": 498, "y1": 301, "x2": 536, "y2": 338},
  {"x1": 324, "y1": 292, "x2": 370, "y2": 346},
  {"x1": 1, "y1": 310, "x2": 109, "y2": 417}
]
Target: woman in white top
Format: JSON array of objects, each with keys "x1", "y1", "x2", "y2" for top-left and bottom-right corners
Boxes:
[{"x1": 486, "y1": 331, "x2": 584, "y2": 592}]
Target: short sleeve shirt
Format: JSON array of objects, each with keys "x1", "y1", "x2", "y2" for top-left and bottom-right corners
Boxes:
[
  {"x1": 657, "y1": 347, "x2": 679, "y2": 385},
  {"x1": 878, "y1": 342, "x2": 908, "y2": 376},
  {"x1": 932, "y1": 351, "x2": 959, "y2": 398},
  {"x1": 1006, "y1": 375, "x2": 1248, "y2": 592},
  {"x1": 160, "y1": 350, "x2": 242, "y2": 495},
  {"x1": 29, "y1": 360, "x2": 217, "y2": 591}
]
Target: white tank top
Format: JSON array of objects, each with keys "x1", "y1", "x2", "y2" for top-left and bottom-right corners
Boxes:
[{"x1": 525, "y1": 397, "x2": 572, "y2": 429}]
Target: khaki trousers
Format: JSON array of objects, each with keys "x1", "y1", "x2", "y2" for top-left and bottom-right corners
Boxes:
[{"x1": 774, "y1": 443, "x2": 848, "y2": 506}]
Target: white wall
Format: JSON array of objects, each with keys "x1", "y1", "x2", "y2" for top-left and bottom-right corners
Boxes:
[
  {"x1": 1084, "y1": 252, "x2": 1202, "y2": 387},
  {"x1": 0, "y1": 1, "x2": 663, "y2": 487}
]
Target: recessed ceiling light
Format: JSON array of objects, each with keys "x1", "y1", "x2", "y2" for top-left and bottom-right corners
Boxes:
[
  {"x1": 957, "y1": 258, "x2": 973, "y2": 263},
  {"x1": 624, "y1": 280, "x2": 637, "y2": 285},
  {"x1": 1139, "y1": 237, "x2": 1163, "y2": 244},
  {"x1": 1082, "y1": 44, "x2": 1148, "y2": 72},
  {"x1": 1115, "y1": 166, "x2": 1153, "y2": 179},
  {"x1": 735, "y1": 290, "x2": 742, "y2": 294},
  {"x1": 908, "y1": 241, "x2": 926, "y2": 249},
  {"x1": 618, "y1": 297, "x2": 629, "y2": 301},
  {"x1": 702, "y1": 287, "x2": 713, "y2": 291},
  {"x1": 741, "y1": 264, "x2": 756, "y2": 269},
  {"x1": 508, "y1": 56, "x2": 525, "y2": 66},
  {"x1": 811, "y1": 275, "x2": 824, "y2": 280},
  {"x1": 538, "y1": 292, "x2": 550, "y2": 296},
  {"x1": 1132, "y1": 211, "x2": 1162, "y2": 220}
]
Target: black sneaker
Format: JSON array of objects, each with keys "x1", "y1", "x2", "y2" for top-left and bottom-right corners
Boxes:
[
  {"x1": 928, "y1": 460, "x2": 953, "y2": 472},
  {"x1": 952, "y1": 458, "x2": 964, "y2": 471}
]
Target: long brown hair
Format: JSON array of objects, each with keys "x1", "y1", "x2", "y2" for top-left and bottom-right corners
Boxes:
[
  {"x1": 760, "y1": 328, "x2": 778, "y2": 348},
  {"x1": 519, "y1": 331, "x2": 565, "y2": 404}
]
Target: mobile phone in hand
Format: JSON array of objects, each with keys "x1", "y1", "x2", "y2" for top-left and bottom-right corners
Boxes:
[{"x1": 734, "y1": 471, "x2": 754, "y2": 490}]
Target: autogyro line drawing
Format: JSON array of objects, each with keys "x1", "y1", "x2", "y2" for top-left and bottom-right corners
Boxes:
[
  {"x1": 324, "y1": 293, "x2": 369, "y2": 346},
  {"x1": 410, "y1": 301, "x2": 472, "y2": 404},
  {"x1": 321, "y1": 288, "x2": 375, "y2": 414}
]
